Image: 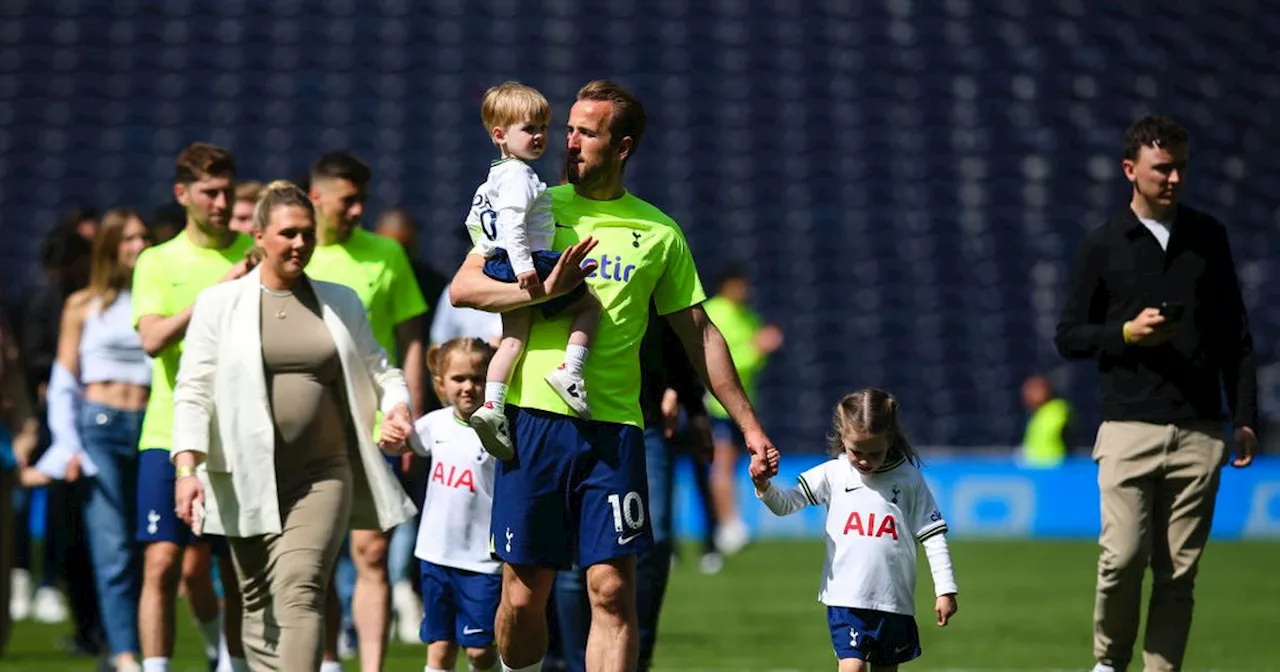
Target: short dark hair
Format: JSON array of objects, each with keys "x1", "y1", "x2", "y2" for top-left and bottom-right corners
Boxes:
[
  {"x1": 310, "y1": 150, "x2": 372, "y2": 188},
  {"x1": 175, "y1": 142, "x2": 236, "y2": 185},
  {"x1": 1123, "y1": 115, "x2": 1189, "y2": 160},
  {"x1": 716, "y1": 262, "x2": 751, "y2": 288},
  {"x1": 577, "y1": 80, "x2": 646, "y2": 160}
]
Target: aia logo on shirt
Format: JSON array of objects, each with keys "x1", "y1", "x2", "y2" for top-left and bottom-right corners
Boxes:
[
  {"x1": 843, "y1": 512, "x2": 898, "y2": 540},
  {"x1": 431, "y1": 462, "x2": 476, "y2": 492}
]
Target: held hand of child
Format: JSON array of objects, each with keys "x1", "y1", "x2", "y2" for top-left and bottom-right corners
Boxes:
[
  {"x1": 378, "y1": 404, "x2": 414, "y2": 454},
  {"x1": 749, "y1": 452, "x2": 772, "y2": 490},
  {"x1": 935, "y1": 594, "x2": 958, "y2": 627},
  {"x1": 517, "y1": 270, "x2": 546, "y2": 298}
]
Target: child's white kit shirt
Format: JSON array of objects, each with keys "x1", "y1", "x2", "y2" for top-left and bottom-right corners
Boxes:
[
  {"x1": 464, "y1": 158, "x2": 555, "y2": 276},
  {"x1": 411, "y1": 408, "x2": 501, "y2": 575},
  {"x1": 759, "y1": 456, "x2": 957, "y2": 615}
]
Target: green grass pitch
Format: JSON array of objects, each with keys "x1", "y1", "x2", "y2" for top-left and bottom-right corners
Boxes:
[{"x1": 4, "y1": 540, "x2": 1278, "y2": 670}]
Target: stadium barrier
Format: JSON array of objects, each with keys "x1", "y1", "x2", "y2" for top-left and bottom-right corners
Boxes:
[{"x1": 670, "y1": 455, "x2": 1280, "y2": 540}]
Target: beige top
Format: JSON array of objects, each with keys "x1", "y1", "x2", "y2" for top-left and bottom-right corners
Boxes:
[{"x1": 260, "y1": 286, "x2": 350, "y2": 478}]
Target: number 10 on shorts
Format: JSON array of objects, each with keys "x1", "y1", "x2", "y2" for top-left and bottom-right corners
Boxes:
[{"x1": 607, "y1": 491, "x2": 646, "y2": 534}]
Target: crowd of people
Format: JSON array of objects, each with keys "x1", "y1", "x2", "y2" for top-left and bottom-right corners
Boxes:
[
  {"x1": 0, "y1": 77, "x2": 1260, "y2": 672},
  {"x1": 0, "y1": 79, "x2": 793, "y2": 672}
]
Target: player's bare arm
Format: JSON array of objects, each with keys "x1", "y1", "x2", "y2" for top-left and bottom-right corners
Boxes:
[
  {"x1": 449, "y1": 237, "x2": 598, "y2": 313},
  {"x1": 137, "y1": 310, "x2": 196, "y2": 357},
  {"x1": 137, "y1": 258, "x2": 252, "y2": 356},
  {"x1": 666, "y1": 303, "x2": 778, "y2": 474}
]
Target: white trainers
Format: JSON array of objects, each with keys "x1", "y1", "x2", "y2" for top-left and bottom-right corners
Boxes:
[
  {"x1": 32, "y1": 584, "x2": 68, "y2": 624},
  {"x1": 699, "y1": 552, "x2": 725, "y2": 575},
  {"x1": 9, "y1": 568, "x2": 31, "y2": 621},
  {"x1": 470, "y1": 402, "x2": 514, "y2": 461},
  {"x1": 545, "y1": 365, "x2": 590, "y2": 419},
  {"x1": 715, "y1": 518, "x2": 751, "y2": 557},
  {"x1": 392, "y1": 580, "x2": 422, "y2": 645}
]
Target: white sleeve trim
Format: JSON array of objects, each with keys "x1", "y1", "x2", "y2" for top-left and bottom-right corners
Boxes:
[{"x1": 916, "y1": 520, "x2": 949, "y2": 542}]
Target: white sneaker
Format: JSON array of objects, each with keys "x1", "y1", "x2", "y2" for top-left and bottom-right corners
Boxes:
[
  {"x1": 715, "y1": 519, "x2": 751, "y2": 557},
  {"x1": 470, "y1": 402, "x2": 514, "y2": 460},
  {"x1": 699, "y1": 552, "x2": 725, "y2": 575},
  {"x1": 338, "y1": 623, "x2": 357, "y2": 660},
  {"x1": 392, "y1": 580, "x2": 422, "y2": 645},
  {"x1": 545, "y1": 365, "x2": 590, "y2": 419},
  {"x1": 9, "y1": 568, "x2": 31, "y2": 621},
  {"x1": 32, "y1": 585, "x2": 68, "y2": 624}
]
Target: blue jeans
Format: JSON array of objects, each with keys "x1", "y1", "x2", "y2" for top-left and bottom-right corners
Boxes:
[
  {"x1": 554, "y1": 425, "x2": 673, "y2": 671},
  {"x1": 78, "y1": 401, "x2": 143, "y2": 657}
]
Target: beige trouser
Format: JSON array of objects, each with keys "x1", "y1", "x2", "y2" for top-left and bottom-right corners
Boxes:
[
  {"x1": 1092, "y1": 420, "x2": 1227, "y2": 671},
  {"x1": 230, "y1": 468, "x2": 353, "y2": 672}
]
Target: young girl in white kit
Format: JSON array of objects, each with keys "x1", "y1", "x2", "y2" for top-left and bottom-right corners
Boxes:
[{"x1": 750, "y1": 388, "x2": 959, "y2": 670}]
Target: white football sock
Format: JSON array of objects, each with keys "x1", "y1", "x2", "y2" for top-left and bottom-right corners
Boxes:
[
  {"x1": 485, "y1": 382, "x2": 508, "y2": 408},
  {"x1": 320, "y1": 662, "x2": 344, "y2": 672},
  {"x1": 501, "y1": 659, "x2": 543, "y2": 672},
  {"x1": 426, "y1": 667, "x2": 451, "y2": 672},
  {"x1": 141, "y1": 659, "x2": 171, "y2": 672},
  {"x1": 563, "y1": 345, "x2": 589, "y2": 377}
]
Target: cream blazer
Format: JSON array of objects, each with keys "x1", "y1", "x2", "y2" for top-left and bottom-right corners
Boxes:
[{"x1": 171, "y1": 268, "x2": 417, "y2": 538}]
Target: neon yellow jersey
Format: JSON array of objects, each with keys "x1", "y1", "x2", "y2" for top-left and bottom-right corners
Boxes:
[
  {"x1": 305, "y1": 228, "x2": 427, "y2": 364},
  {"x1": 702, "y1": 296, "x2": 764, "y2": 419},
  {"x1": 508, "y1": 186, "x2": 707, "y2": 427},
  {"x1": 132, "y1": 230, "x2": 253, "y2": 451},
  {"x1": 1020, "y1": 398, "x2": 1072, "y2": 468}
]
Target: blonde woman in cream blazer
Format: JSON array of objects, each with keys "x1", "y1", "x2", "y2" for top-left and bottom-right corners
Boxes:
[{"x1": 171, "y1": 181, "x2": 417, "y2": 671}]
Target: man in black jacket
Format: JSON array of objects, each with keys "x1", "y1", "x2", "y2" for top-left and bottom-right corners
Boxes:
[{"x1": 1056, "y1": 115, "x2": 1257, "y2": 672}]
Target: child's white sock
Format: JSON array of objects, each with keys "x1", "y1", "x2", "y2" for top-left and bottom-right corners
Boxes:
[
  {"x1": 501, "y1": 659, "x2": 543, "y2": 672},
  {"x1": 320, "y1": 662, "x2": 344, "y2": 672},
  {"x1": 426, "y1": 667, "x2": 451, "y2": 672},
  {"x1": 196, "y1": 616, "x2": 221, "y2": 663},
  {"x1": 485, "y1": 382, "x2": 508, "y2": 409},
  {"x1": 563, "y1": 345, "x2": 589, "y2": 377},
  {"x1": 141, "y1": 659, "x2": 170, "y2": 672}
]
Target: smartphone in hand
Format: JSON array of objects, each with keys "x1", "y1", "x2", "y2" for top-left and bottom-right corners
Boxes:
[{"x1": 1159, "y1": 300, "x2": 1186, "y2": 323}]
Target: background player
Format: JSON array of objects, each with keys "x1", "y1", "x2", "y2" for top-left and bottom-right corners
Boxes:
[
  {"x1": 701, "y1": 264, "x2": 784, "y2": 563},
  {"x1": 750, "y1": 388, "x2": 958, "y2": 671},
  {"x1": 304, "y1": 150, "x2": 427, "y2": 672},
  {"x1": 410, "y1": 338, "x2": 502, "y2": 672},
  {"x1": 132, "y1": 142, "x2": 249, "y2": 672},
  {"x1": 464, "y1": 81, "x2": 601, "y2": 461}
]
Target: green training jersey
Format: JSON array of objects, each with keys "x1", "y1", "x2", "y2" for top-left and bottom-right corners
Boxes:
[
  {"x1": 305, "y1": 227, "x2": 427, "y2": 364},
  {"x1": 508, "y1": 186, "x2": 706, "y2": 427},
  {"x1": 133, "y1": 230, "x2": 253, "y2": 452}
]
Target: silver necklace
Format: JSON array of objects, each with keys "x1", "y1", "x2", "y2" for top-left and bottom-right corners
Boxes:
[{"x1": 260, "y1": 285, "x2": 293, "y2": 319}]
